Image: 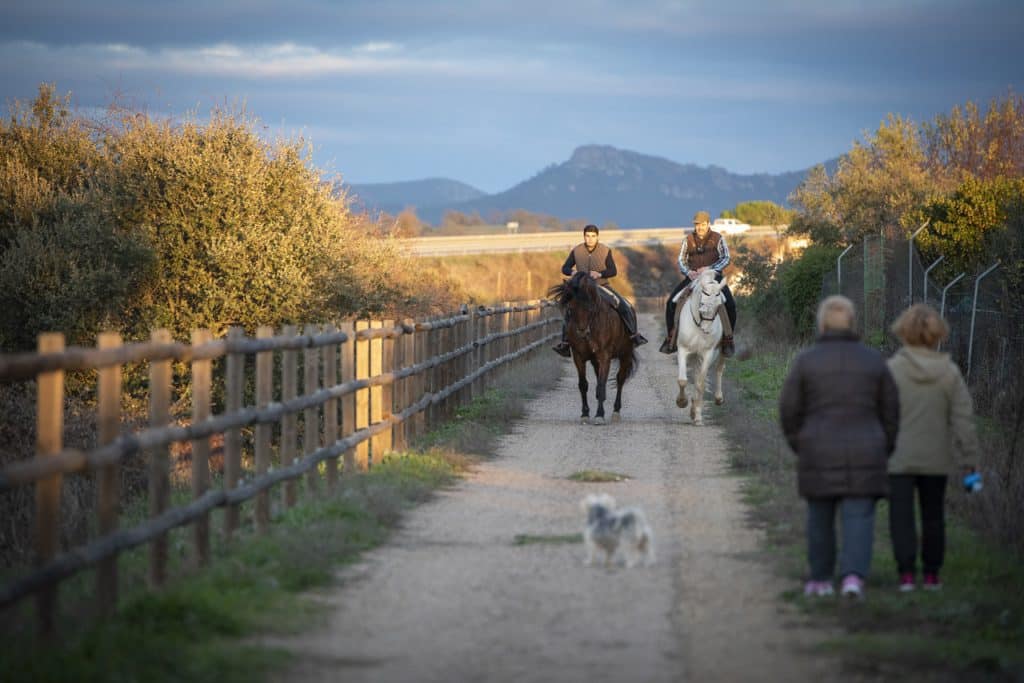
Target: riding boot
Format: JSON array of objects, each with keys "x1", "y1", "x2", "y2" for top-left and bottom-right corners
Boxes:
[
  {"x1": 718, "y1": 306, "x2": 735, "y2": 358},
  {"x1": 552, "y1": 319, "x2": 572, "y2": 357},
  {"x1": 617, "y1": 301, "x2": 648, "y2": 346},
  {"x1": 659, "y1": 326, "x2": 677, "y2": 354},
  {"x1": 660, "y1": 288, "x2": 690, "y2": 353}
]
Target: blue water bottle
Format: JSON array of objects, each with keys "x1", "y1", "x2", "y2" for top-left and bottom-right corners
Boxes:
[{"x1": 962, "y1": 471, "x2": 983, "y2": 493}]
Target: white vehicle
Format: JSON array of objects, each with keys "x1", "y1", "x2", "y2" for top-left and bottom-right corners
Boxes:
[{"x1": 712, "y1": 218, "x2": 751, "y2": 234}]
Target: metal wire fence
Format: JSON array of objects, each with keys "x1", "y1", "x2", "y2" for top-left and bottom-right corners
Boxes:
[{"x1": 821, "y1": 237, "x2": 1022, "y2": 412}]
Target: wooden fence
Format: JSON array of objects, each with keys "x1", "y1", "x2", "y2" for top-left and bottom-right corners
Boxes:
[{"x1": 0, "y1": 300, "x2": 560, "y2": 636}]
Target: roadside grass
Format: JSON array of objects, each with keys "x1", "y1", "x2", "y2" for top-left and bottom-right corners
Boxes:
[
  {"x1": 568, "y1": 469, "x2": 631, "y2": 483},
  {"x1": 722, "y1": 341, "x2": 1024, "y2": 681},
  {"x1": 0, "y1": 351, "x2": 564, "y2": 683},
  {"x1": 513, "y1": 533, "x2": 582, "y2": 546}
]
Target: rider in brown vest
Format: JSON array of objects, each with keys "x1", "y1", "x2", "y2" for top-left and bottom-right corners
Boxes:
[
  {"x1": 552, "y1": 224, "x2": 648, "y2": 357},
  {"x1": 658, "y1": 210, "x2": 737, "y2": 357}
]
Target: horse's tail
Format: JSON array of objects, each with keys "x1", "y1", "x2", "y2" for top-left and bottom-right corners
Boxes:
[{"x1": 614, "y1": 345, "x2": 640, "y2": 387}]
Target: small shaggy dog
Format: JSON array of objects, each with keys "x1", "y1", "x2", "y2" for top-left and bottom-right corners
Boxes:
[{"x1": 581, "y1": 493, "x2": 655, "y2": 568}]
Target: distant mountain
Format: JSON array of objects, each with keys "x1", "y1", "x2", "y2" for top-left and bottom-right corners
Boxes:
[
  {"x1": 343, "y1": 178, "x2": 487, "y2": 216},
  {"x1": 347, "y1": 146, "x2": 840, "y2": 228}
]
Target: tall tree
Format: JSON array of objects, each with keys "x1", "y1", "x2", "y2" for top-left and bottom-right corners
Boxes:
[
  {"x1": 831, "y1": 114, "x2": 932, "y2": 240},
  {"x1": 923, "y1": 92, "x2": 1024, "y2": 185}
]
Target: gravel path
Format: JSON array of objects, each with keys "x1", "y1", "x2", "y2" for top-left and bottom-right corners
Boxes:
[{"x1": 271, "y1": 314, "x2": 841, "y2": 682}]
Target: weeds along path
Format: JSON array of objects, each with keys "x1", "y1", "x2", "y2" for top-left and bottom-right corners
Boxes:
[{"x1": 270, "y1": 313, "x2": 840, "y2": 683}]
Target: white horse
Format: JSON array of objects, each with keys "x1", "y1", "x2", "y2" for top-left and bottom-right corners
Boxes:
[{"x1": 674, "y1": 270, "x2": 726, "y2": 425}]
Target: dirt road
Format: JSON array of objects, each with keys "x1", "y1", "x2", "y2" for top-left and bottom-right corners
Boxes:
[{"x1": 273, "y1": 313, "x2": 839, "y2": 682}]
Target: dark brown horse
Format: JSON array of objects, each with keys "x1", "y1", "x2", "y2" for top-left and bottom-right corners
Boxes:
[{"x1": 548, "y1": 272, "x2": 639, "y2": 424}]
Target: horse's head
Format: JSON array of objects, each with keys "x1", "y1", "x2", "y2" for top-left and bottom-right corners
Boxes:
[{"x1": 694, "y1": 271, "x2": 725, "y2": 322}]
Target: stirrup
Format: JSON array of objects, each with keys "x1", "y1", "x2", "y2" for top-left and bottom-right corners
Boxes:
[{"x1": 658, "y1": 329, "x2": 676, "y2": 354}]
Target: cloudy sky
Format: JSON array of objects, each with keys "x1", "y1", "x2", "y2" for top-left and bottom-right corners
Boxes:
[{"x1": 2, "y1": 0, "x2": 1021, "y2": 192}]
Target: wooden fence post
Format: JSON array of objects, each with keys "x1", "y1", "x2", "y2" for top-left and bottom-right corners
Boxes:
[
  {"x1": 447, "y1": 314, "x2": 457, "y2": 418},
  {"x1": 96, "y1": 332, "x2": 122, "y2": 616},
  {"x1": 355, "y1": 320, "x2": 370, "y2": 470},
  {"x1": 397, "y1": 320, "x2": 415, "y2": 451},
  {"x1": 465, "y1": 309, "x2": 476, "y2": 402},
  {"x1": 281, "y1": 325, "x2": 298, "y2": 508},
  {"x1": 254, "y1": 326, "x2": 273, "y2": 533},
  {"x1": 304, "y1": 323, "x2": 321, "y2": 495},
  {"x1": 148, "y1": 329, "x2": 172, "y2": 586},
  {"x1": 340, "y1": 321, "x2": 356, "y2": 473},
  {"x1": 413, "y1": 318, "x2": 426, "y2": 440},
  {"x1": 370, "y1": 320, "x2": 386, "y2": 466},
  {"x1": 507, "y1": 303, "x2": 515, "y2": 373},
  {"x1": 533, "y1": 301, "x2": 540, "y2": 344},
  {"x1": 190, "y1": 329, "x2": 212, "y2": 567},
  {"x1": 322, "y1": 324, "x2": 340, "y2": 492},
  {"x1": 35, "y1": 332, "x2": 64, "y2": 638},
  {"x1": 439, "y1": 318, "x2": 450, "y2": 421},
  {"x1": 458, "y1": 309, "x2": 469, "y2": 408},
  {"x1": 387, "y1": 320, "x2": 401, "y2": 452},
  {"x1": 224, "y1": 326, "x2": 244, "y2": 541},
  {"x1": 474, "y1": 308, "x2": 485, "y2": 399},
  {"x1": 429, "y1": 317, "x2": 441, "y2": 427}
]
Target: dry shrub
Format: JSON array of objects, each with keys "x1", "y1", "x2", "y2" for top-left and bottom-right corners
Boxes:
[
  {"x1": 1, "y1": 384, "x2": 93, "y2": 568},
  {"x1": 416, "y1": 245, "x2": 692, "y2": 306},
  {"x1": 954, "y1": 380, "x2": 1024, "y2": 556},
  {"x1": 418, "y1": 252, "x2": 570, "y2": 303}
]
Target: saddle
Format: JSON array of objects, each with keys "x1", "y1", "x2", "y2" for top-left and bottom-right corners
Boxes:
[{"x1": 597, "y1": 285, "x2": 621, "y2": 308}]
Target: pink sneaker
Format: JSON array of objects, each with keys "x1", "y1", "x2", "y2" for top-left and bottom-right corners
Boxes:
[
  {"x1": 840, "y1": 574, "x2": 864, "y2": 599},
  {"x1": 898, "y1": 572, "x2": 916, "y2": 592},
  {"x1": 803, "y1": 580, "x2": 834, "y2": 597},
  {"x1": 923, "y1": 572, "x2": 942, "y2": 591}
]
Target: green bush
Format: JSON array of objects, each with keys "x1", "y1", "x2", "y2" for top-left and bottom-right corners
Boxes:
[
  {"x1": 0, "y1": 206, "x2": 153, "y2": 350},
  {"x1": 0, "y1": 85, "x2": 456, "y2": 350},
  {"x1": 780, "y1": 245, "x2": 841, "y2": 337}
]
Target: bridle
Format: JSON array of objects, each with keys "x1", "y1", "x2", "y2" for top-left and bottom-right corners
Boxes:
[
  {"x1": 569, "y1": 277, "x2": 599, "y2": 340},
  {"x1": 689, "y1": 283, "x2": 721, "y2": 330}
]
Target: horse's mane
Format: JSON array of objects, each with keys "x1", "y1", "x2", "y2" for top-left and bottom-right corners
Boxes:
[{"x1": 547, "y1": 271, "x2": 603, "y2": 310}]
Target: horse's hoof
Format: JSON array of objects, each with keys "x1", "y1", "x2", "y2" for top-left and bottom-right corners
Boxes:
[
  {"x1": 693, "y1": 419, "x2": 704, "y2": 426},
  {"x1": 592, "y1": 416, "x2": 606, "y2": 426},
  {"x1": 714, "y1": 396, "x2": 725, "y2": 406},
  {"x1": 611, "y1": 413, "x2": 621, "y2": 423},
  {"x1": 676, "y1": 396, "x2": 688, "y2": 409}
]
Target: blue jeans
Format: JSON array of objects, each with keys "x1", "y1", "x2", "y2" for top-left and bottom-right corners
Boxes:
[{"x1": 806, "y1": 497, "x2": 877, "y2": 581}]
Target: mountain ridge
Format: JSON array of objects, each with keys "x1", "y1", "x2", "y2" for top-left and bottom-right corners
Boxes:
[{"x1": 345, "y1": 145, "x2": 838, "y2": 228}]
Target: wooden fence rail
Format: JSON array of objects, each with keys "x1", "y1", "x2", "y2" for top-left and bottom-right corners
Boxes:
[{"x1": 0, "y1": 301, "x2": 560, "y2": 635}]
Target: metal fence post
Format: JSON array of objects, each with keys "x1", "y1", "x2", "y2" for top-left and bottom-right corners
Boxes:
[
  {"x1": 922, "y1": 255, "x2": 945, "y2": 305},
  {"x1": 967, "y1": 261, "x2": 1000, "y2": 380},
  {"x1": 939, "y1": 273, "x2": 966, "y2": 321},
  {"x1": 837, "y1": 243, "x2": 854, "y2": 294},
  {"x1": 909, "y1": 220, "x2": 930, "y2": 306}
]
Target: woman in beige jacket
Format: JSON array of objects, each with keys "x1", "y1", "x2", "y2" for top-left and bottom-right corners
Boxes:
[{"x1": 887, "y1": 304, "x2": 980, "y2": 592}]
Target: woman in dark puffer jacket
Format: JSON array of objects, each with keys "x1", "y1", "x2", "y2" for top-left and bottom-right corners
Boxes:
[{"x1": 779, "y1": 295, "x2": 900, "y2": 599}]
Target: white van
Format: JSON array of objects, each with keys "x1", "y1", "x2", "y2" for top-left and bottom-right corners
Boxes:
[{"x1": 712, "y1": 218, "x2": 751, "y2": 234}]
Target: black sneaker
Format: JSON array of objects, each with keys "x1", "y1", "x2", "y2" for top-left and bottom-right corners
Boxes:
[
  {"x1": 720, "y1": 335, "x2": 735, "y2": 358},
  {"x1": 552, "y1": 341, "x2": 572, "y2": 357},
  {"x1": 658, "y1": 338, "x2": 675, "y2": 354},
  {"x1": 631, "y1": 334, "x2": 648, "y2": 346}
]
